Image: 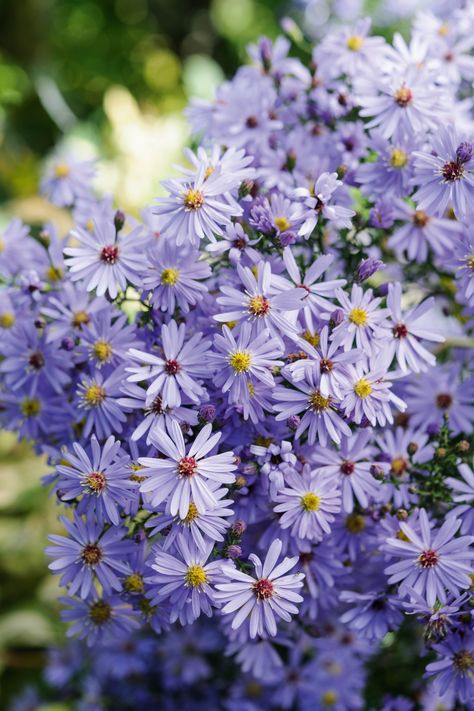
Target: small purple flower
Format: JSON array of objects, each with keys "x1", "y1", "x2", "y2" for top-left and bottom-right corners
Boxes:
[
  {"x1": 76, "y1": 367, "x2": 128, "y2": 439},
  {"x1": 215, "y1": 538, "x2": 304, "y2": 638},
  {"x1": 40, "y1": 155, "x2": 96, "y2": 207},
  {"x1": 385, "y1": 508, "x2": 474, "y2": 606},
  {"x1": 60, "y1": 593, "x2": 139, "y2": 646},
  {"x1": 293, "y1": 172, "x2": 355, "y2": 238},
  {"x1": 425, "y1": 632, "x2": 474, "y2": 705}
]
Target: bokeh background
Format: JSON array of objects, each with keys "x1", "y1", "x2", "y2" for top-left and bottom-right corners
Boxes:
[{"x1": 0, "y1": 0, "x2": 432, "y2": 706}]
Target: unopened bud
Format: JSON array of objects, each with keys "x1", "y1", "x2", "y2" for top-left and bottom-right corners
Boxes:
[
  {"x1": 231, "y1": 520, "x2": 246, "y2": 536},
  {"x1": 396, "y1": 508, "x2": 408, "y2": 521},
  {"x1": 61, "y1": 337, "x2": 75, "y2": 351},
  {"x1": 436, "y1": 447, "x2": 447, "y2": 459},
  {"x1": 198, "y1": 404, "x2": 216, "y2": 424},
  {"x1": 370, "y1": 464, "x2": 385, "y2": 481},
  {"x1": 114, "y1": 210, "x2": 126, "y2": 232},
  {"x1": 456, "y1": 142, "x2": 473, "y2": 164},
  {"x1": 329, "y1": 308, "x2": 344, "y2": 327},
  {"x1": 226, "y1": 544, "x2": 242, "y2": 560},
  {"x1": 357, "y1": 257, "x2": 385, "y2": 283},
  {"x1": 456, "y1": 440, "x2": 470, "y2": 454},
  {"x1": 239, "y1": 179, "x2": 254, "y2": 199},
  {"x1": 287, "y1": 415, "x2": 301, "y2": 431},
  {"x1": 407, "y1": 442, "x2": 418, "y2": 456}
]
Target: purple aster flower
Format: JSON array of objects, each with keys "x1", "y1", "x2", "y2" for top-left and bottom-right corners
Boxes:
[
  {"x1": 215, "y1": 538, "x2": 304, "y2": 639},
  {"x1": 206, "y1": 222, "x2": 260, "y2": 264},
  {"x1": 450, "y1": 231, "x2": 474, "y2": 306},
  {"x1": 388, "y1": 199, "x2": 463, "y2": 262},
  {"x1": 126, "y1": 320, "x2": 213, "y2": 408},
  {"x1": 357, "y1": 132, "x2": 415, "y2": 198},
  {"x1": 138, "y1": 420, "x2": 237, "y2": 517},
  {"x1": 282, "y1": 247, "x2": 346, "y2": 318},
  {"x1": 292, "y1": 172, "x2": 355, "y2": 238},
  {"x1": 143, "y1": 240, "x2": 211, "y2": 313},
  {"x1": 327, "y1": 284, "x2": 390, "y2": 355},
  {"x1": 147, "y1": 537, "x2": 223, "y2": 624},
  {"x1": 42, "y1": 282, "x2": 108, "y2": 343},
  {"x1": 56, "y1": 435, "x2": 137, "y2": 525},
  {"x1": 80, "y1": 309, "x2": 138, "y2": 368},
  {"x1": 425, "y1": 632, "x2": 474, "y2": 705},
  {"x1": 403, "y1": 365, "x2": 474, "y2": 436},
  {"x1": 274, "y1": 366, "x2": 351, "y2": 446},
  {"x1": 313, "y1": 430, "x2": 382, "y2": 513},
  {"x1": 60, "y1": 593, "x2": 139, "y2": 646},
  {"x1": 40, "y1": 154, "x2": 96, "y2": 207},
  {"x1": 412, "y1": 126, "x2": 474, "y2": 219},
  {"x1": 249, "y1": 193, "x2": 303, "y2": 242},
  {"x1": 318, "y1": 18, "x2": 388, "y2": 78},
  {"x1": 64, "y1": 218, "x2": 147, "y2": 298},
  {"x1": 273, "y1": 465, "x2": 341, "y2": 541},
  {"x1": 339, "y1": 589, "x2": 403, "y2": 641},
  {"x1": 339, "y1": 359, "x2": 407, "y2": 426},
  {"x1": 212, "y1": 323, "x2": 283, "y2": 410},
  {"x1": 76, "y1": 367, "x2": 128, "y2": 439},
  {"x1": 0, "y1": 218, "x2": 41, "y2": 278},
  {"x1": 385, "y1": 508, "x2": 474, "y2": 607},
  {"x1": 214, "y1": 261, "x2": 306, "y2": 341},
  {"x1": 45, "y1": 512, "x2": 133, "y2": 599},
  {"x1": 385, "y1": 282, "x2": 444, "y2": 373},
  {"x1": 369, "y1": 197, "x2": 395, "y2": 228}
]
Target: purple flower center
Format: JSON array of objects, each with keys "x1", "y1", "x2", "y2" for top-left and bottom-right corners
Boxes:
[
  {"x1": 178, "y1": 456, "x2": 198, "y2": 478},
  {"x1": 413, "y1": 210, "x2": 430, "y2": 228},
  {"x1": 320, "y1": 358, "x2": 334, "y2": 374},
  {"x1": 165, "y1": 359, "x2": 181, "y2": 375},
  {"x1": 29, "y1": 350, "x2": 45, "y2": 370},
  {"x1": 441, "y1": 160, "x2": 464, "y2": 182},
  {"x1": 340, "y1": 460, "x2": 355, "y2": 475},
  {"x1": 436, "y1": 393, "x2": 453, "y2": 410},
  {"x1": 253, "y1": 577, "x2": 274, "y2": 600},
  {"x1": 248, "y1": 295, "x2": 271, "y2": 317},
  {"x1": 417, "y1": 549, "x2": 439, "y2": 568},
  {"x1": 82, "y1": 543, "x2": 103, "y2": 565},
  {"x1": 100, "y1": 245, "x2": 119, "y2": 264},
  {"x1": 246, "y1": 116, "x2": 258, "y2": 129},
  {"x1": 146, "y1": 395, "x2": 164, "y2": 414},
  {"x1": 393, "y1": 323, "x2": 408, "y2": 339}
]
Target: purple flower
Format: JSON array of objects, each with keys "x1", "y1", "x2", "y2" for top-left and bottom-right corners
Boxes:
[
  {"x1": 56, "y1": 435, "x2": 137, "y2": 525},
  {"x1": 385, "y1": 508, "x2": 474, "y2": 606},
  {"x1": 327, "y1": 283, "x2": 390, "y2": 355},
  {"x1": 76, "y1": 367, "x2": 128, "y2": 439},
  {"x1": 147, "y1": 537, "x2": 223, "y2": 624},
  {"x1": 126, "y1": 320, "x2": 213, "y2": 408},
  {"x1": 45, "y1": 513, "x2": 133, "y2": 599},
  {"x1": 446, "y1": 460, "x2": 474, "y2": 536},
  {"x1": 293, "y1": 172, "x2": 355, "y2": 237},
  {"x1": 64, "y1": 218, "x2": 147, "y2": 298},
  {"x1": 60, "y1": 593, "x2": 139, "y2": 646},
  {"x1": 339, "y1": 359, "x2": 407, "y2": 427},
  {"x1": 339, "y1": 589, "x2": 403, "y2": 641},
  {"x1": 282, "y1": 247, "x2": 346, "y2": 318},
  {"x1": 40, "y1": 155, "x2": 96, "y2": 207},
  {"x1": 412, "y1": 126, "x2": 474, "y2": 219},
  {"x1": 215, "y1": 538, "x2": 304, "y2": 638},
  {"x1": 273, "y1": 465, "x2": 341, "y2": 541},
  {"x1": 139, "y1": 421, "x2": 237, "y2": 517},
  {"x1": 425, "y1": 632, "x2": 474, "y2": 705}
]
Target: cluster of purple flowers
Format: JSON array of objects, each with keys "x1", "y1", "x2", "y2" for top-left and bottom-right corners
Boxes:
[{"x1": 3, "y1": 4, "x2": 474, "y2": 711}]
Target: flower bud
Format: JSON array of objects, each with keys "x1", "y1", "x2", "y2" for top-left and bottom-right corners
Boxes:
[
  {"x1": 199, "y1": 404, "x2": 216, "y2": 424},
  {"x1": 231, "y1": 520, "x2": 246, "y2": 536},
  {"x1": 396, "y1": 508, "x2": 408, "y2": 521},
  {"x1": 114, "y1": 210, "x2": 126, "y2": 232},
  {"x1": 435, "y1": 447, "x2": 447, "y2": 459},
  {"x1": 357, "y1": 257, "x2": 385, "y2": 283},
  {"x1": 370, "y1": 464, "x2": 385, "y2": 481},
  {"x1": 456, "y1": 142, "x2": 473, "y2": 164},
  {"x1": 61, "y1": 337, "x2": 75, "y2": 351},
  {"x1": 407, "y1": 442, "x2": 418, "y2": 456},
  {"x1": 287, "y1": 415, "x2": 301, "y2": 431},
  {"x1": 329, "y1": 308, "x2": 344, "y2": 327},
  {"x1": 456, "y1": 440, "x2": 470, "y2": 454},
  {"x1": 226, "y1": 544, "x2": 242, "y2": 560}
]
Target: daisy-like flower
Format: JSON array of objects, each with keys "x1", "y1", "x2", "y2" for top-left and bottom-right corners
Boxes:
[
  {"x1": 388, "y1": 199, "x2": 463, "y2": 262},
  {"x1": 64, "y1": 219, "x2": 146, "y2": 298},
  {"x1": 214, "y1": 261, "x2": 306, "y2": 341},
  {"x1": 273, "y1": 465, "x2": 341, "y2": 541},
  {"x1": 292, "y1": 172, "x2": 355, "y2": 238},
  {"x1": 40, "y1": 155, "x2": 96, "y2": 207},
  {"x1": 154, "y1": 156, "x2": 245, "y2": 246},
  {"x1": 215, "y1": 538, "x2": 304, "y2": 639},
  {"x1": 138, "y1": 420, "x2": 237, "y2": 517},
  {"x1": 425, "y1": 632, "x2": 474, "y2": 705},
  {"x1": 357, "y1": 132, "x2": 415, "y2": 199},
  {"x1": 76, "y1": 368, "x2": 127, "y2": 439},
  {"x1": 80, "y1": 310, "x2": 138, "y2": 369},
  {"x1": 385, "y1": 508, "x2": 474, "y2": 607},
  {"x1": 445, "y1": 460, "x2": 474, "y2": 536},
  {"x1": 412, "y1": 126, "x2": 474, "y2": 219},
  {"x1": 147, "y1": 537, "x2": 223, "y2": 624},
  {"x1": 143, "y1": 240, "x2": 211, "y2": 313},
  {"x1": 282, "y1": 248, "x2": 346, "y2": 319},
  {"x1": 213, "y1": 322, "x2": 283, "y2": 408},
  {"x1": 339, "y1": 359, "x2": 407, "y2": 426},
  {"x1": 206, "y1": 222, "x2": 260, "y2": 264},
  {"x1": 56, "y1": 435, "x2": 137, "y2": 526},
  {"x1": 60, "y1": 593, "x2": 139, "y2": 646},
  {"x1": 327, "y1": 284, "x2": 390, "y2": 355},
  {"x1": 126, "y1": 320, "x2": 213, "y2": 408},
  {"x1": 313, "y1": 430, "x2": 382, "y2": 513},
  {"x1": 450, "y1": 231, "x2": 474, "y2": 306},
  {"x1": 317, "y1": 17, "x2": 388, "y2": 78},
  {"x1": 45, "y1": 513, "x2": 133, "y2": 599},
  {"x1": 384, "y1": 283, "x2": 444, "y2": 373},
  {"x1": 339, "y1": 589, "x2": 403, "y2": 641},
  {"x1": 273, "y1": 367, "x2": 351, "y2": 446}
]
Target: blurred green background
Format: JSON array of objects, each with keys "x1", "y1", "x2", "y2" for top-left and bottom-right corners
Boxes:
[{"x1": 0, "y1": 1, "x2": 285, "y2": 705}]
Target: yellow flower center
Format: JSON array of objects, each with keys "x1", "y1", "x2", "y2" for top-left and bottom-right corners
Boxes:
[
  {"x1": 275, "y1": 216, "x2": 291, "y2": 232},
  {"x1": 20, "y1": 397, "x2": 41, "y2": 417},
  {"x1": 183, "y1": 502, "x2": 199, "y2": 524},
  {"x1": 302, "y1": 330, "x2": 320, "y2": 347},
  {"x1": 309, "y1": 390, "x2": 331, "y2": 412},
  {"x1": 349, "y1": 307, "x2": 368, "y2": 326},
  {"x1": 161, "y1": 267, "x2": 180, "y2": 285},
  {"x1": 89, "y1": 600, "x2": 111, "y2": 625},
  {"x1": 86, "y1": 219, "x2": 95, "y2": 232},
  {"x1": 346, "y1": 35, "x2": 364, "y2": 51},
  {"x1": 391, "y1": 457, "x2": 408, "y2": 476},
  {"x1": 322, "y1": 690, "x2": 338, "y2": 707},
  {"x1": 93, "y1": 340, "x2": 113, "y2": 363},
  {"x1": 229, "y1": 350, "x2": 252, "y2": 373},
  {"x1": 390, "y1": 148, "x2": 408, "y2": 168},
  {"x1": 438, "y1": 22, "x2": 449, "y2": 36},
  {"x1": 54, "y1": 162, "x2": 70, "y2": 178},
  {"x1": 248, "y1": 295, "x2": 270, "y2": 317},
  {"x1": 467, "y1": 255, "x2": 474, "y2": 271},
  {"x1": 124, "y1": 573, "x2": 145, "y2": 594},
  {"x1": 72, "y1": 310, "x2": 90, "y2": 328},
  {"x1": 184, "y1": 189, "x2": 204, "y2": 210},
  {"x1": 396, "y1": 529, "x2": 411, "y2": 543},
  {"x1": 46, "y1": 265, "x2": 63, "y2": 282},
  {"x1": 300, "y1": 492, "x2": 320, "y2": 512},
  {"x1": 354, "y1": 378, "x2": 372, "y2": 398},
  {"x1": 0, "y1": 312, "x2": 15, "y2": 328},
  {"x1": 185, "y1": 564, "x2": 207, "y2": 588},
  {"x1": 84, "y1": 384, "x2": 106, "y2": 407},
  {"x1": 345, "y1": 513, "x2": 365, "y2": 533}
]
